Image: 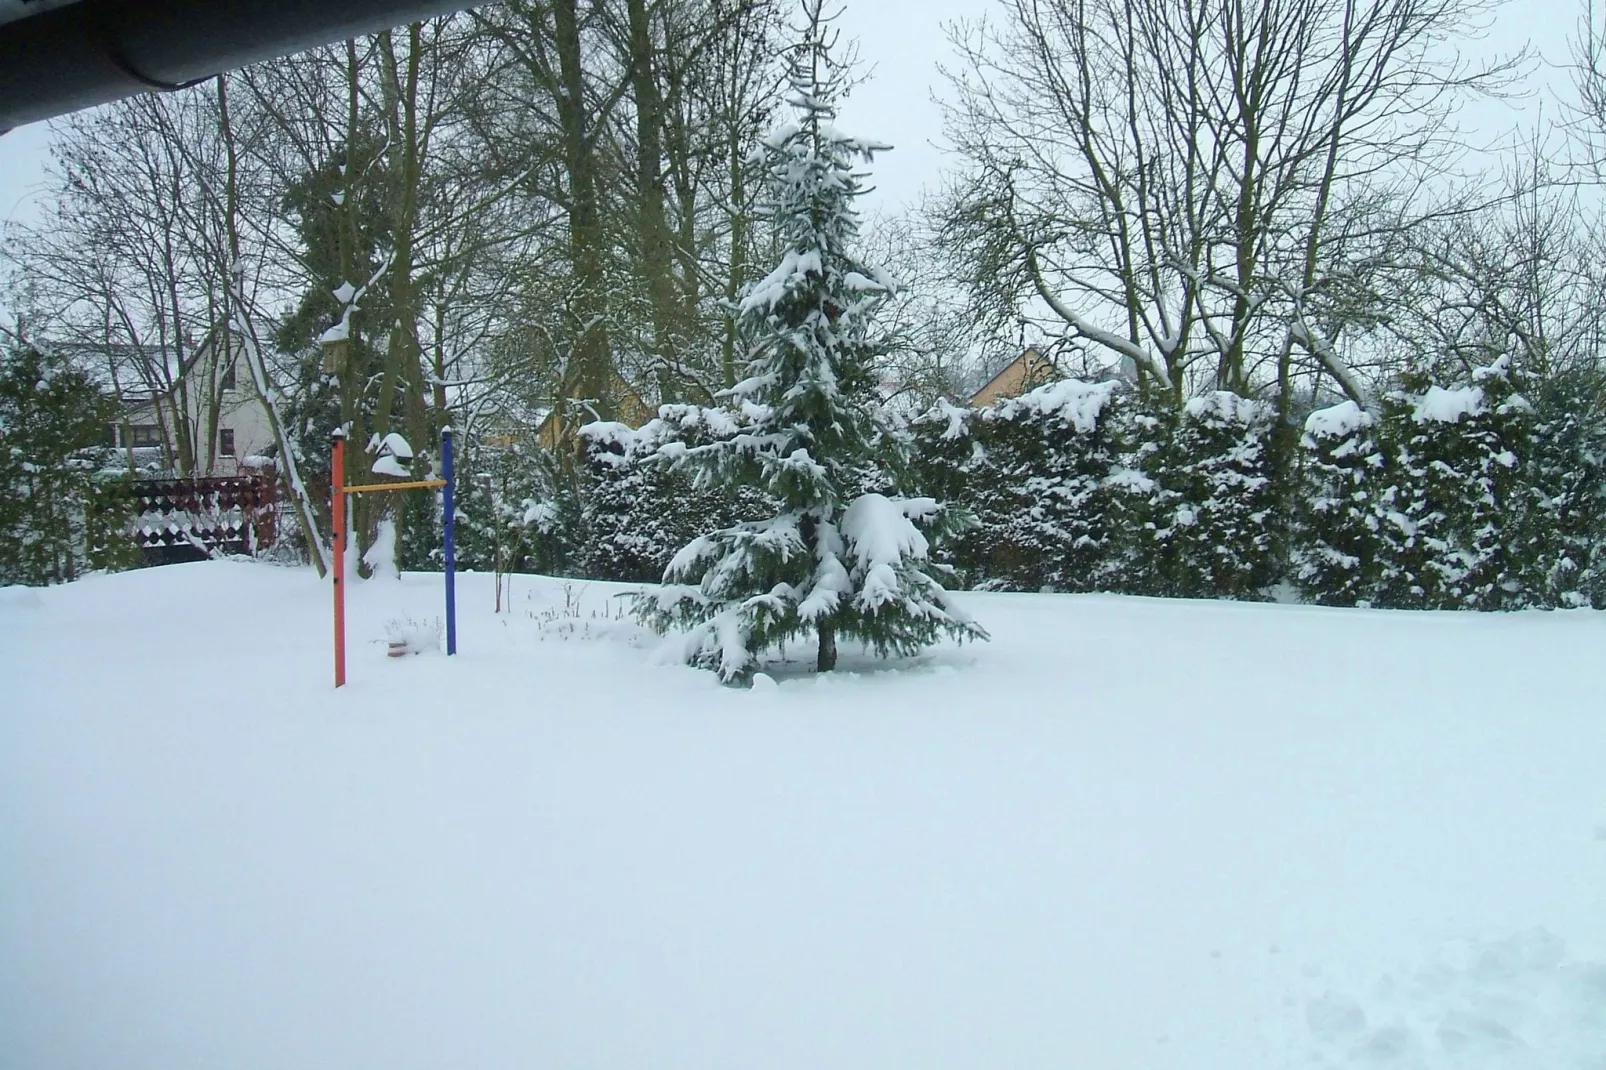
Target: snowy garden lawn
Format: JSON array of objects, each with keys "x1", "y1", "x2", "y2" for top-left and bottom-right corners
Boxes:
[{"x1": 3, "y1": 561, "x2": 1605, "y2": 1070}]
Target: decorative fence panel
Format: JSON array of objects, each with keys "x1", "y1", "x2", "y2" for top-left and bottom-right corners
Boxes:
[{"x1": 125, "y1": 474, "x2": 279, "y2": 561}]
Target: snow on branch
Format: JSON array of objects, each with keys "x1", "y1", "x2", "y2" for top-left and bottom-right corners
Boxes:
[{"x1": 1026, "y1": 249, "x2": 1174, "y2": 391}]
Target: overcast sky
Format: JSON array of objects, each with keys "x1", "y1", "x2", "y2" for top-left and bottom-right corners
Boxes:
[{"x1": 0, "y1": 0, "x2": 1588, "y2": 229}]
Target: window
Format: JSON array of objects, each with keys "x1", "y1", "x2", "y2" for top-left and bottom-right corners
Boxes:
[
  {"x1": 130, "y1": 425, "x2": 161, "y2": 448},
  {"x1": 219, "y1": 428, "x2": 236, "y2": 456},
  {"x1": 220, "y1": 361, "x2": 237, "y2": 391}
]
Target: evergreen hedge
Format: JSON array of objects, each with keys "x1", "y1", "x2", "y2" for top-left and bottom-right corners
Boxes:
[{"x1": 510, "y1": 358, "x2": 1604, "y2": 613}]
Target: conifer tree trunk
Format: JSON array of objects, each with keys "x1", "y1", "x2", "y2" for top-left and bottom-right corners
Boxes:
[{"x1": 817, "y1": 621, "x2": 837, "y2": 672}]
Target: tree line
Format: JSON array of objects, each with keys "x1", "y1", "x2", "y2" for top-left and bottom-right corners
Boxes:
[{"x1": 4, "y1": 0, "x2": 1606, "y2": 615}]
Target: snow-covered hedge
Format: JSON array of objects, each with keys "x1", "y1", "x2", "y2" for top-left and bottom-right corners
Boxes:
[
  {"x1": 1293, "y1": 400, "x2": 1387, "y2": 606},
  {"x1": 1370, "y1": 359, "x2": 1536, "y2": 610},
  {"x1": 908, "y1": 361, "x2": 1602, "y2": 610},
  {"x1": 577, "y1": 405, "x2": 775, "y2": 584},
  {"x1": 1150, "y1": 391, "x2": 1279, "y2": 598},
  {"x1": 1295, "y1": 358, "x2": 1590, "y2": 611},
  {"x1": 563, "y1": 361, "x2": 1604, "y2": 612},
  {"x1": 910, "y1": 379, "x2": 1278, "y2": 598},
  {"x1": 1527, "y1": 372, "x2": 1606, "y2": 608},
  {"x1": 908, "y1": 380, "x2": 1124, "y2": 592}
]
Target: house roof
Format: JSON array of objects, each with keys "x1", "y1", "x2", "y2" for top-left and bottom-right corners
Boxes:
[
  {"x1": 46, "y1": 325, "x2": 235, "y2": 402},
  {"x1": 967, "y1": 347, "x2": 1055, "y2": 406}
]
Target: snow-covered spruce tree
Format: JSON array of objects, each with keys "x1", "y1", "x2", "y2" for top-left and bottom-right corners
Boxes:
[
  {"x1": 1293, "y1": 400, "x2": 1389, "y2": 606},
  {"x1": 634, "y1": 6, "x2": 986, "y2": 682}
]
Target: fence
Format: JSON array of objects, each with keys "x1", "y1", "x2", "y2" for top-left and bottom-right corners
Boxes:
[{"x1": 125, "y1": 473, "x2": 279, "y2": 562}]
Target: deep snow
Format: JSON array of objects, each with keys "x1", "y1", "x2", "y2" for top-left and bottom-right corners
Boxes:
[{"x1": 2, "y1": 562, "x2": 1604, "y2": 1069}]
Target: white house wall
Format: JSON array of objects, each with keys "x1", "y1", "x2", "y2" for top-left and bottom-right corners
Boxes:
[{"x1": 113, "y1": 336, "x2": 276, "y2": 476}]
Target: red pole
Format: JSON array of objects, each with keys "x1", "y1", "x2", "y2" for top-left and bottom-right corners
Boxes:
[{"x1": 332, "y1": 430, "x2": 347, "y2": 688}]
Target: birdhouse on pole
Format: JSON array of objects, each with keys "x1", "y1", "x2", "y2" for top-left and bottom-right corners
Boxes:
[
  {"x1": 320, "y1": 284, "x2": 357, "y2": 374},
  {"x1": 321, "y1": 337, "x2": 349, "y2": 375}
]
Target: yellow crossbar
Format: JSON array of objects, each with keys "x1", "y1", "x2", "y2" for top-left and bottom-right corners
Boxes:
[{"x1": 342, "y1": 479, "x2": 447, "y2": 494}]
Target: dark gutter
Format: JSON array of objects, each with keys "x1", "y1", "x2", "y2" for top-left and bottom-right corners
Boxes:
[{"x1": 0, "y1": 0, "x2": 484, "y2": 132}]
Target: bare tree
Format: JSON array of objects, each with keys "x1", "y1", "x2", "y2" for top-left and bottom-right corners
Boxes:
[
  {"x1": 6, "y1": 92, "x2": 237, "y2": 476},
  {"x1": 1388, "y1": 127, "x2": 1606, "y2": 386},
  {"x1": 937, "y1": 0, "x2": 1526, "y2": 417}
]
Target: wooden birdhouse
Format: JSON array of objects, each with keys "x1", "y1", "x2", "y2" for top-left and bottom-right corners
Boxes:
[{"x1": 321, "y1": 337, "x2": 349, "y2": 375}]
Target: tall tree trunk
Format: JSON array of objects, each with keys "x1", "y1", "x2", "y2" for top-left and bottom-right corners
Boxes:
[
  {"x1": 216, "y1": 73, "x2": 330, "y2": 577},
  {"x1": 374, "y1": 25, "x2": 427, "y2": 448},
  {"x1": 555, "y1": 0, "x2": 614, "y2": 423},
  {"x1": 628, "y1": 0, "x2": 677, "y2": 397},
  {"x1": 337, "y1": 37, "x2": 381, "y2": 570},
  {"x1": 722, "y1": 111, "x2": 747, "y2": 389}
]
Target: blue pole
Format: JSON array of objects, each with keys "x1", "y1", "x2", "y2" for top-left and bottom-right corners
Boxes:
[{"x1": 442, "y1": 427, "x2": 457, "y2": 656}]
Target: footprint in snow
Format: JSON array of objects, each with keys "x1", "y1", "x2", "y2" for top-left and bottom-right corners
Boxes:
[
  {"x1": 1436, "y1": 1011, "x2": 1520, "y2": 1056},
  {"x1": 1303, "y1": 929, "x2": 1606, "y2": 1065},
  {"x1": 1348, "y1": 1024, "x2": 1414, "y2": 1063}
]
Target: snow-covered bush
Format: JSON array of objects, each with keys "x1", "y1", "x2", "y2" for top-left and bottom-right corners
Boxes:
[
  {"x1": 905, "y1": 356, "x2": 1598, "y2": 611},
  {"x1": 1526, "y1": 372, "x2": 1606, "y2": 608},
  {"x1": 0, "y1": 346, "x2": 139, "y2": 585},
  {"x1": 911, "y1": 379, "x2": 1123, "y2": 592},
  {"x1": 579, "y1": 406, "x2": 772, "y2": 584},
  {"x1": 453, "y1": 435, "x2": 580, "y2": 578},
  {"x1": 912, "y1": 383, "x2": 1282, "y2": 599},
  {"x1": 1094, "y1": 396, "x2": 1175, "y2": 596},
  {"x1": 1374, "y1": 359, "x2": 1534, "y2": 610},
  {"x1": 1293, "y1": 400, "x2": 1389, "y2": 606},
  {"x1": 1156, "y1": 392, "x2": 1280, "y2": 599},
  {"x1": 907, "y1": 400, "x2": 989, "y2": 584}
]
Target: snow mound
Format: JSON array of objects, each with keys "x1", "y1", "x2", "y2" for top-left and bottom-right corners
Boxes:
[
  {"x1": 371, "y1": 456, "x2": 410, "y2": 478},
  {"x1": 384, "y1": 616, "x2": 440, "y2": 656},
  {"x1": 362, "y1": 517, "x2": 399, "y2": 579},
  {"x1": 1305, "y1": 400, "x2": 1373, "y2": 439},
  {"x1": 1413, "y1": 385, "x2": 1485, "y2": 424},
  {"x1": 994, "y1": 378, "x2": 1118, "y2": 433},
  {"x1": 1185, "y1": 389, "x2": 1263, "y2": 424}
]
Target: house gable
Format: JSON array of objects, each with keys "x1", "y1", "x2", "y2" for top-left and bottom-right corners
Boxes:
[{"x1": 969, "y1": 347, "x2": 1057, "y2": 407}]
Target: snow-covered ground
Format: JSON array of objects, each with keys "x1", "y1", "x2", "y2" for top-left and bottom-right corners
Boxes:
[{"x1": 3, "y1": 562, "x2": 1604, "y2": 1070}]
